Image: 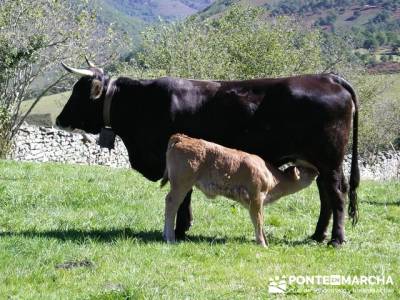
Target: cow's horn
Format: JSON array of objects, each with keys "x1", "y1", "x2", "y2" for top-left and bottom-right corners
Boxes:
[
  {"x1": 85, "y1": 56, "x2": 96, "y2": 68},
  {"x1": 61, "y1": 62, "x2": 94, "y2": 77}
]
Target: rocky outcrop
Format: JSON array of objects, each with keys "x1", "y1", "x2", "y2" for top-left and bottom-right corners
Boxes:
[{"x1": 9, "y1": 125, "x2": 400, "y2": 180}]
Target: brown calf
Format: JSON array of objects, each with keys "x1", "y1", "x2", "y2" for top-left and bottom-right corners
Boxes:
[{"x1": 161, "y1": 134, "x2": 318, "y2": 247}]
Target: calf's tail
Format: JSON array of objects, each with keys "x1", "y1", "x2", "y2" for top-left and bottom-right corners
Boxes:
[
  {"x1": 331, "y1": 74, "x2": 360, "y2": 225},
  {"x1": 160, "y1": 133, "x2": 185, "y2": 188},
  {"x1": 160, "y1": 168, "x2": 169, "y2": 188}
]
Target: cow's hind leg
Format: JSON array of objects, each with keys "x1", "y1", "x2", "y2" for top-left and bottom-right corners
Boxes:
[
  {"x1": 164, "y1": 187, "x2": 191, "y2": 243},
  {"x1": 249, "y1": 197, "x2": 267, "y2": 247},
  {"x1": 175, "y1": 189, "x2": 193, "y2": 240},
  {"x1": 315, "y1": 168, "x2": 346, "y2": 247},
  {"x1": 330, "y1": 168, "x2": 348, "y2": 246},
  {"x1": 311, "y1": 175, "x2": 332, "y2": 242}
]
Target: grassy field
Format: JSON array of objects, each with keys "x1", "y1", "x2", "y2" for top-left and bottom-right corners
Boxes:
[
  {"x1": 20, "y1": 92, "x2": 70, "y2": 125},
  {"x1": 0, "y1": 160, "x2": 398, "y2": 299}
]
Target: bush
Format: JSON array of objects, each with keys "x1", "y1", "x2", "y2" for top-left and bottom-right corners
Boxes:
[{"x1": 354, "y1": 74, "x2": 400, "y2": 152}]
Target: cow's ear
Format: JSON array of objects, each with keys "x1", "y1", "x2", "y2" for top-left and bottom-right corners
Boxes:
[{"x1": 90, "y1": 79, "x2": 103, "y2": 100}]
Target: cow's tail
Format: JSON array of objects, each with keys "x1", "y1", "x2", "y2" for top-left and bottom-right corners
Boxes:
[{"x1": 331, "y1": 74, "x2": 360, "y2": 225}]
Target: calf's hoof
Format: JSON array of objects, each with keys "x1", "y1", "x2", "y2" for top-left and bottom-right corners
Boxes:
[
  {"x1": 163, "y1": 233, "x2": 176, "y2": 244},
  {"x1": 258, "y1": 242, "x2": 267, "y2": 248},
  {"x1": 256, "y1": 237, "x2": 268, "y2": 248}
]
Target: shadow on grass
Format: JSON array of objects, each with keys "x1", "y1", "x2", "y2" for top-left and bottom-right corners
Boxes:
[
  {"x1": 267, "y1": 235, "x2": 318, "y2": 247},
  {"x1": 0, "y1": 228, "x2": 249, "y2": 245},
  {"x1": 0, "y1": 228, "x2": 318, "y2": 247},
  {"x1": 363, "y1": 200, "x2": 400, "y2": 206},
  {"x1": 1, "y1": 228, "x2": 163, "y2": 243}
]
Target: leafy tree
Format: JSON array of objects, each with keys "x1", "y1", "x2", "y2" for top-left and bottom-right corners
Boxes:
[
  {"x1": 375, "y1": 32, "x2": 387, "y2": 46},
  {"x1": 0, "y1": 0, "x2": 126, "y2": 157},
  {"x1": 129, "y1": 5, "x2": 324, "y2": 80},
  {"x1": 372, "y1": 11, "x2": 389, "y2": 24},
  {"x1": 363, "y1": 37, "x2": 379, "y2": 50}
]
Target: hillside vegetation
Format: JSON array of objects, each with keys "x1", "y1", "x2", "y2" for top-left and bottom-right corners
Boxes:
[
  {"x1": 200, "y1": 0, "x2": 400, "y2": 55},
  {"x1": 96, "y1": 0, "x2": 214, "y2": 37},
  {"x1": 104, "y1": 0, "x2": 214, "y2": 22},
  {"x1": 0, "y1": 160, "x2": 398, "y2": 298}
]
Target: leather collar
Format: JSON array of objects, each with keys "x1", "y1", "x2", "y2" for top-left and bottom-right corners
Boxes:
[{"x1": 103, "y1": 78, "x2": 116, "y2": 128}]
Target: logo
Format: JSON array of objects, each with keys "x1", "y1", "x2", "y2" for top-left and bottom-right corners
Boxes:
[
  {"x1": 268, "y1": 274, "x2": 394, "y2": 294},
  {"x1": 268, "y1": 276, "x2": 287, "y2": 294}
]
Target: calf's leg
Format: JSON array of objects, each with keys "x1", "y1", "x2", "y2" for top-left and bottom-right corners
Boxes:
[
  {"x1": 164, "y1": 187, "x2": 191, "y2": 243},
  {"x1": 175, "y1": 189, "x2": 193, "y2": 240},
  {"x1": 249, "y1": 197, "x2": 267, "y2": 247}
]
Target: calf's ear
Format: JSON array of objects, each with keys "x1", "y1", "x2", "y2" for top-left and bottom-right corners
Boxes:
[
  {"x1": 293, "y1": 167, "x2": 300, "y2": 180},
  {"x1": 90, "y1": 79, "x2": 103, "y2": 100},
  {"x1": 284, "y1": 166, "x2": 301, "y2": 181}
]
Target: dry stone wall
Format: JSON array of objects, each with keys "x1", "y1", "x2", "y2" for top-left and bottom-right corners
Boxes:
[
  {"x1": 9, "y1": 125, "x2": 400, "y2": 181},
  {"x1": 11, "y1": 125, "x2": 130, "y2": 168},
  {"x1": 343, "y1": 151, "x2": 400, "y2": 181}
]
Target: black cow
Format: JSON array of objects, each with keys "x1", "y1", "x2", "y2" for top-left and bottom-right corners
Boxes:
[{"x1": 56, "y1": 60, "x2": 359, "y2": 247}]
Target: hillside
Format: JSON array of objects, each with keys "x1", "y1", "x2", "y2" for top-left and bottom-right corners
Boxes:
[
  {"x1": 21, "y1": 92, "x2": 70, "y2": 126},
  {"x1": 103, "y1": 0, "x2": 214, "y2": 22},
  {"x1": 96, "y1": 0, "x2": 214, "y2": 37},
  {"x1": 200, "y1": 0, "x2": 400, "y2": 51}
]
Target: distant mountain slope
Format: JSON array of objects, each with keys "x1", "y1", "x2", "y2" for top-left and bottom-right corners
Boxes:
[
  {"x1": 99, "y1": 0, "x2": 213, "y2": 25},
  {"x1": 94, "y1": 0, "x2": 214, "y2": 39}
]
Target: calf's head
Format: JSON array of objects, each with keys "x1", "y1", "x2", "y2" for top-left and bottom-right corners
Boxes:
[
  {"x1": 56, "y1": 58, "x2": 110, "y2": 134},
  {"x1": 284, "y1": 165, "x2": 318, "y2": 191},
  {"x1": 267, "y1": 165, "x2": 318, "y2": 203}
]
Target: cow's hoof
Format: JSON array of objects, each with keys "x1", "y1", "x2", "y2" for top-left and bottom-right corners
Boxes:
[
  {"x1": 174, "y1": 229, "x2": 186, "y2": 241},
  {"x1": 310, "y1": 232, "x2": 327, "y2": 243},
  {"x1": 327, "y1": 238, "x2": 345, "y2": 248}
]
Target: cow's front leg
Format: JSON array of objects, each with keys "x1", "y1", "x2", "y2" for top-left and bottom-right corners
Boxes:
[
  {"x1": 175, "y1": 189, "x2": 193, "y2": 240},
  {"x1": 311, "y1": 175, "x2": 332, "y2": 242}
]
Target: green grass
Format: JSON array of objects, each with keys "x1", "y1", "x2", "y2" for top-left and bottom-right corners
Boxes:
[
  {"x1": 0, "y1": 160, "x2": 399, "y2": 299},
  {"x1": 377, "y1": 73, "x2": 400, "y2": 98}
]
